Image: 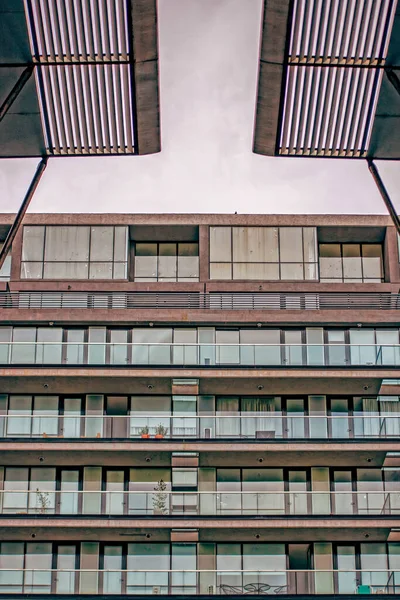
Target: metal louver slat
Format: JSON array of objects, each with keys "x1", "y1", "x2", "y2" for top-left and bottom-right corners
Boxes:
[
  {"x1": 277, "y1": 0, "x2": 398, "y2": 157},
  {"x1": 22, "y1": 0, "x2": 142, "y2": 155}
]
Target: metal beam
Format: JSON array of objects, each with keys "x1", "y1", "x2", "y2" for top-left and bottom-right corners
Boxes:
[
  {"x1": 0, "y1": 66, "x2": 34, "y2": 122},
  {"x1": 367, "y1": 159, "x2": 400, "y2": 236},
  {"x1": 386, "y1": 68, "x2": 400, "y2": 97},
  {"x1": 0, "y1": 157, "x2": 48, "y2": 271}
]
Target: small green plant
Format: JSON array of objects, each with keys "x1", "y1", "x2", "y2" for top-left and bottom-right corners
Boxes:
[
  {"x1": 36, "y1": 489, "x2": 51, "y2": 514},
  {"x1": 139, "y1": 425, "x2": 149, "y2": 436},
  {"x1": 155, "y1": 423, "x2": 168, "y2": 436},
  {"x1": 153, "y1": 479, "x2": 168, "y2": 515}
]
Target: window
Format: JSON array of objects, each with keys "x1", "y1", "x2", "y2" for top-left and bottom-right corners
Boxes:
[
  {"x1": 21, "y1": 226, "x2": 128, "y2": 279},
  {"x1": 319, "y1": 243, "x2": 383, "y2": 283},
  {"x1": 210, "y1": 226, "x2": 318, "y2": 280},
  {"x1": 0, "y1": 244, "x2": 11, "y2": 281},
  {"x1": 134, "y1": 242, "x2": 199, "y2": 281}
]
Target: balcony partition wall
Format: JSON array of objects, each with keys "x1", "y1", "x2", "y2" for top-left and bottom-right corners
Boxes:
[
  {"x1": 0, "y1": 394, "x2": 399, "y2": 440},
  {"x1": 0, "y1": 542, "x2": 399, "y2": 595}
]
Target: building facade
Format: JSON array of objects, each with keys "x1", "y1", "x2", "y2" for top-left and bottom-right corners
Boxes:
[{"x1": 0, "y1": 213, "x2": 399, "y2": 598}]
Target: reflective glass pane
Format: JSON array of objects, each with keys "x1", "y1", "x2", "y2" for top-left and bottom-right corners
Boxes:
[
  {"x1": 7, "y1": 396, "x2": 32, "y2": 436},
  {"x1": 43, "y1": 262, "x2": 89, "y2": 279},
  {"x1": 303, "y1": 228, "x2": 317, "y2": 263},
  {"x1": 280, "y1": 263, "x2": 304, "y2": 280},
  {"x1": 45, "y1": 226, "x2": 90, "y2": 262},
  {"x1": 210, "y1": 263, "x2": 232, "y2": 280},
  {"x1": 22, "y1": 226, "x2": 44, "y2": 261},
  {"x1": 135, "y1": 256, "x2": 157, "y2": 278},
  {"x1": 114, "y1": 227, "x2": 128, "y2": 262},
  {"x1": 90, "y1": 227, "x2": 114, "y2": 261},
  {"x1": 233, "y1": 263, "x2": 280, "y2": 281},
  {"x1": 57, "y1": 546, "x2": 76, "y2": 594},
  {"x1": 36, "y1": 328, "x2": 62, "y2": 364},
  {"x1": 349, "y1": 329, "x2": 376, "y2": 365},
  {"x1": 11, "y1": 328, "x2": 36, "y2": 364},
  {"x1": 3, "y1": 468, "x2": 29, "y2": 513},
  {"x1": 0, "y1": 543, "x2": 24, "y2": 592},
  {"x1": 110, "y1": 330, "x2": 129, "y2": 365},
  {"x1": 33, "y1": 396, "x2": 58, "y2": 436},
  {"x1": 20, "y1": 262, "x2": 43, "y2": 279},
  {"x1": 233, "y1": 227, "x2": 278, "y2": 263},
  {"x1": 103, "y1": 546, "x2": 122, "y2": 593},
  {"x1": 25, "y1": 543, "x2": 52, "y2": 593},
  {"x1": 89, "y1": 263, "x2": 113, "y2": 279},
  {"x1": 279, "y1": 228, "x2": 303, "y2": 263},
  {"x1": 127, "y1": 544, "x2": 169, "y2": 594},
  {"x1": 210, "y1": 227, "x2": 231, "y2": 262},
  {"x1": 337, "y1": 546, "x2": 357, "y2": 593},
  {"x1": 60, "y1": 470, "x2": 79, "y2": 514},
  {"x1": 88, "y1": 328, "x2": 106, "y2": 364}
]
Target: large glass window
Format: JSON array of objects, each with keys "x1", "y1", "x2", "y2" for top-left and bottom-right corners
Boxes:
[
  {"x1": 21, "y1": 226, "x2": 128, "y2": 280},
  {"x1": 127, "y1": 544, "x2": 170, "y2": 594},
  {"x1": 0, "y1": 244, "x2": 11, "y2": 281},
  {"x1": 134, "y1": 242, "x2": 199, "y2": 281},
  {"x1": 210, "y1": 226, "x2": 318, "y2": 281},
  {"x1": 319, "y1": 243, "x2": 383, "y2": 283}
]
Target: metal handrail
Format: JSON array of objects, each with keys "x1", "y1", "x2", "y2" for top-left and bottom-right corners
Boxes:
[
  {"x1": 0, "y1": 567, "x2": 397, "y2": 573},
  {"x1": 0, "y1": 567, "x2": 398, "y2": 596},
  {"x1": 1, "y1": 413, "x2": 399, "y2": 440},
  {"x1": 1, "y1": 489, "x2": 399, "y2": 516},
  {"x1": 0, "y1": 342, "x2": 399, "y2": 367},
  {"x1": 0, "y1": 291, "x2": 399, "y2": 310}
]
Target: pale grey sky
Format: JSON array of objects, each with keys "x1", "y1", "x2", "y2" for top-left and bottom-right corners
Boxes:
[{"x1": 0, "y1": 0, "x2": 399, "y2": 215}]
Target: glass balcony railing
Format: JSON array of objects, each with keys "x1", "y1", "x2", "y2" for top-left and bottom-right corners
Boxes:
[
  {"x1": 1, "y1": 489, "x2": 399, "y2": 516},
  {"x1": 1, "y1": 342, "x2": 399, "y2": 367},
  {"x1": 0, "y1": 569, "x2": 398, "y2": 595},
  {"x1": 0, "y1": 414, "x2": 399, "y2": 439}
]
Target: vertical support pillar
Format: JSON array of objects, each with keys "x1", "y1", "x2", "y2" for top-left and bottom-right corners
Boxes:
[
  {"x1": 385, "y1": 68, "x2": 400, "y2": 97},
  {"x1": 367, "y1": 159, "x2": 400, "y2": 236},
  {"x1": 0, "y1": 66, "x2": 34, "y2": 122},
  {"x1": 0, "y1": 157, "x2": 48, "y2": 271},
  {"x1": 199, "y1": 225, "x2": 209, "y2": 284}
]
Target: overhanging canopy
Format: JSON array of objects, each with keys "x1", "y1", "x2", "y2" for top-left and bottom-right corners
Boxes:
[
  {"x1": 254, "y1": 0, "x2": 400, "y2": 159},
  {"x1": 0, "y1": 0, "x2": 160, "y2": 157}
]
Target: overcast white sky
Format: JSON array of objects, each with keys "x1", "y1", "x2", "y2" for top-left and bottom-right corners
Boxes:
[{"x1": 0, "y1": 0, "x2": 399, "y2": 215}]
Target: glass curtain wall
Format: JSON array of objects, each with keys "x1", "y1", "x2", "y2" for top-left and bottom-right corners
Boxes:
[
  {"x1": 319, "y1": 244, "x2": 383, "y2": 283},
  {"x1": 134, "y1": 243, "x2": 199, "y2": 282},
  {"x1": 210, "y1": 226, "x2": 318, "y2": 281},
  {"x1": 20, "y1": 226, "x2": 128, "y2": 280},
  {"x1": 0, "y1": 325, "x2": 399, "y2": 367}
]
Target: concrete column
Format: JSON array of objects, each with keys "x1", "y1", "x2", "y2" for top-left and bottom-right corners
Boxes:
[
  {"x1": 384, "y1": 226, "x2": 400, "y2": 283},
  {"x1": 199, "y1": 225, "x2": 209, "y2": 283}
]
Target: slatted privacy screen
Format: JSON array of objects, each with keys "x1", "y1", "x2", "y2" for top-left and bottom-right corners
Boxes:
[
  {"x1": 279, "y1": 0, "x2": 397, "y2": 157},
  {"x1": 24, "y1": 0, "x2": 135, "y2": 155}
]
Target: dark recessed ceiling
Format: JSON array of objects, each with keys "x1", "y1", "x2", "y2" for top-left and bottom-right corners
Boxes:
[
  {"x1": 254, "y1": 0, "x2": 400, "y2": 159},
  {"x1": 0, "y1": 0, "x2": 160, "y2": 157}
]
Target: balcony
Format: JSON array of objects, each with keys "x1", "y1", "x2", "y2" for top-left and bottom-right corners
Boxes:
[
  {"x1": 1, "y1": 489, "x2": 399, "y2": 516},
  {"x1": 1, "y1": 342, "x2": 400, "y2": 367},
  {"x1": 0, "y1": 568, "x2": 398, "y2": 595},
  {"x1": 1, "y1": 414, "x2": 399, "y2": 439},
  {"x1": 0, "y1": 291, "x2": 399, "y2": 310}
]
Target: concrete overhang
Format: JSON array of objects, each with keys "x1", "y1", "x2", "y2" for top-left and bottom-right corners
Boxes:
[
  {"x1": 0, "y1": 368, "x2": 393, "y2": 396},
  {"x1": 254, "y1": 0, "x2": 400, "y2": 159},
  {"x1": 0, "y1": 517, "x2": 395, "y2": 543},
  {"x1": 0, "y1": 441, "x2": 396, "y2": 468},
  {"x1": 1, "y1": 308, "x2": 400, "y2": 326},
  {"x1": 0, "y1": 0, "x2": 160, "y2": 157}
]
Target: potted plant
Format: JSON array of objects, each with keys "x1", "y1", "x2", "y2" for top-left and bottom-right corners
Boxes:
[
  {"x1": 140, "y1": 425, "x2": 150, "y2": 439},
  {"x1": 155, "y1": 423, "x2": 168, "y2": 439},
  {"x1": 153, "y1": 479, "x2": 168, "y2": 515},
  {"x1": 36, "y1": 489, "x2": 51, "y2": 514}
]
